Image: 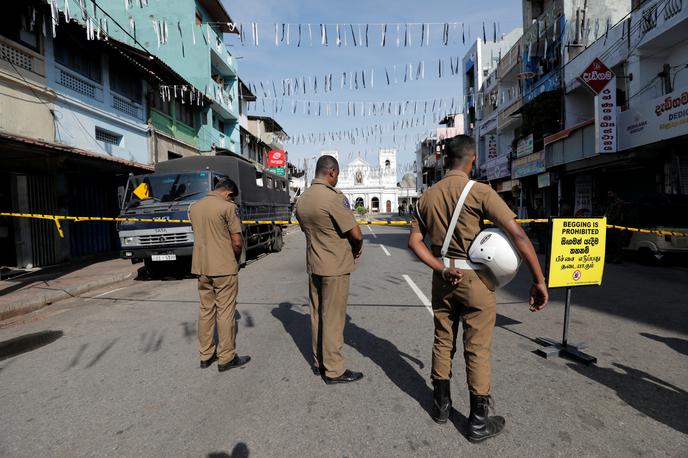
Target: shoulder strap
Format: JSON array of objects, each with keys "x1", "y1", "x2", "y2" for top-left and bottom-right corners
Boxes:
[{"x1": 441, "y1": 180, "x2": 476, "y2": 258}]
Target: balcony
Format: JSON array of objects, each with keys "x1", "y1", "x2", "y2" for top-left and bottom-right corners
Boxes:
[
  {"x1": 111, "y1": 92, "x2": 144, "y2": 121},
  {"x1": 209, "y1": 78, "x2": 237, "y2": 120},
  {"x1": 497, "y1": 38, "x2": 522, "y2": 80},
  {"x1": 206, "y1": 25, "x2": 237, "y2": 77},
  {"x1": 0, "y1": 35, "x2": 46, "y2": 83},
  {"x1": 635, "y1": 0, "x2": 687, "y2": 49},
  {"x1": 55, "y1": 65, "x2": 104, "y2": 102}
]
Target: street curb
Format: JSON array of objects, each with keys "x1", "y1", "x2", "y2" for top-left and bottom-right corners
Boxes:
[{"x1": 0, "y1": 271, "x2": 137, "y2": 321}]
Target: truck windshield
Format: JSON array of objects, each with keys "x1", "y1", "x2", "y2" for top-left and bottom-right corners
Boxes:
[{"x1": 123, "y1": 172, "x2": 210, "y2": 209}]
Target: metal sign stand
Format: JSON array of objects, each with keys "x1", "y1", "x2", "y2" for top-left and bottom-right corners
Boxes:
[{"x1": 535, "y1": 287, "x2": 597, "y2": 364}]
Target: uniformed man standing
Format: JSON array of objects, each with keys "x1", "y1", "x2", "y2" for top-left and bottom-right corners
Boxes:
[
  {"x1": 189, "y1": 178, "x2": 250, "y2": 372},
  {"x1": 408, "y1": 135, "x2": 548, "y2": 443},
  {"x1": 295, "y1": 155, "x2": 364, "y2": 384}
]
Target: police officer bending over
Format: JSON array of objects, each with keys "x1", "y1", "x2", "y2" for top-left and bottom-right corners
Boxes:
[
  {"x1": 295, "y1": 155, "x2": 364, "y2": 384},
  {"x1": 189, "y1": 178, "x2": 250, "y2": 373},
  {"x1": 408, "y1": 135, "x2": 548, "y2": 443}
]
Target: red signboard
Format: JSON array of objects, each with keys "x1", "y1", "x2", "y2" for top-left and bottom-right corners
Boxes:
[
  {"x1": 267, "y1": 150, "x2": 286, "y2": 167},
  {"x1": 580, "y1": 58, "x2": 615, "y2": 94}
]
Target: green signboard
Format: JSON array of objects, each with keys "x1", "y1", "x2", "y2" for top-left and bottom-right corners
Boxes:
[{"x1": 268, "y1": 167, "x2": 285, "y2": 176}]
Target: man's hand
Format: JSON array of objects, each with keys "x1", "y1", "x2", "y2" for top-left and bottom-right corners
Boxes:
[
  {"x1": 440, "y1": 267, "x2": 463, "y2": 286},
  {"x1": 354, "y1": 246, "x2": 363, "y2": 262},
  {"x1": 529, "y1": 282, "x2": 548, "y2": 312}
]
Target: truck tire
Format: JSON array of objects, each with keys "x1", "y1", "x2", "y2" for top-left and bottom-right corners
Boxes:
[{"x1": 270, "y1": 227, "x2": 283, "y2": 253}]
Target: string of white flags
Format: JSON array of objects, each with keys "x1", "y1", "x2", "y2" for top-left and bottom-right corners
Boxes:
[
  {"x1": 286, "y1": 116, "x2": 440, "y2": 146},
  {"x1": 245, "y1": 56, "x2": 463, "y2": 98},
  {"x1": 248, "y1": 96, "x2": 462, "y2": 119},
  {"x1": 222, "y1": 22, "x2": 504, "y2": 47}
]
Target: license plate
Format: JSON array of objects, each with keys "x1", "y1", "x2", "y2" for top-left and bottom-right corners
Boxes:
[{"x1": 151, "y1": 254, "x2": 176, "y2": 261}]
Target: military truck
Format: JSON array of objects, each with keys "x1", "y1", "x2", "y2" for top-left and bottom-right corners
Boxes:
[{"x1": 117, "y1": 154, "x2": 290, "y2": 272}]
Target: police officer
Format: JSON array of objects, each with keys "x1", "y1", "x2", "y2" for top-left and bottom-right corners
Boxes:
[
  {"x1": 189, "y1": 178, "x2": 250, "y2": 372},
  {"x1": 295, "y1": 155, "x2": 364, "y2": 384},
  {"x1": 408, "y1": 135, "x2": 548, "y2": 443}
]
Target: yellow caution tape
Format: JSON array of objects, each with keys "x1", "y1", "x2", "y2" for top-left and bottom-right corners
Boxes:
[{"x1": 1, "y1": 212, "x2": 687, "y2": 238}]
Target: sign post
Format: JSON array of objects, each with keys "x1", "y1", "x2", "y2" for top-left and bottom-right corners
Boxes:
[{"x1": 535, "y1": 217, "x2": 607, "y2": 364}]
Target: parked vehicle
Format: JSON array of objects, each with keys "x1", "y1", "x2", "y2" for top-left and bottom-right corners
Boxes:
[
  {"x1": 117, "y1": 154, "x2": 290, "y2": 272},
  {"x1": 620, "y1": 194, "x2": 688, "y2": 263}
]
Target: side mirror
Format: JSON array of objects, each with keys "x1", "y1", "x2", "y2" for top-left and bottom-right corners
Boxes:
[{"x1": 117, "y1": 186, "x2": 125, "y2": 208}]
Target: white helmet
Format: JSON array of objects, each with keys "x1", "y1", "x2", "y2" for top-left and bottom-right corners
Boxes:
[{"x1": 468, "y1": 228, "x2": 522, "y2": 288}]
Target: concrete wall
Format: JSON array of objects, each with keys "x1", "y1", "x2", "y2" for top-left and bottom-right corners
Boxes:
[{"x1": 0, "y1": 37, "x2": 55, "y2": 142}]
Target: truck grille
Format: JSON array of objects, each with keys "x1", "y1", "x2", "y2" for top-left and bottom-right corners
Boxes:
[{"x1": 137, "y1": 233, "x2": 192, "y2": 246}]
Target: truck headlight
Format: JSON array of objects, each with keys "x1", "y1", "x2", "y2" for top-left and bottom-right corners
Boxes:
[{"x1": 121, "y1": 236, "x2": 135, "y2": 246}]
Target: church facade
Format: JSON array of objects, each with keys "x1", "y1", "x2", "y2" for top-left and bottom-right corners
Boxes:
[{"x1": 324, "y1": 149, "x2": 401, "y2": 213}]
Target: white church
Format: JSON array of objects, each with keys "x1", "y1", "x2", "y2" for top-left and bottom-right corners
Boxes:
[{"x1": 321, "y1": 149, "x2": 417, "y2": 214}]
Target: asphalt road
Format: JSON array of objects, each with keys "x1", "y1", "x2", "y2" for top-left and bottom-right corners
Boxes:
[{"x1": 1, "y1": 226, "x2": 687, "y2": 457}]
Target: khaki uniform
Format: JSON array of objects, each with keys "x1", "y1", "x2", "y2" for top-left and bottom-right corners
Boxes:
[
  {"x1": 411, "y1": 170, "x2": 515, "y2": 395},
  {"x1": 295, "y1": 179, "x2": 357, "y2": 378},
  {"x1": 189, "y1": 194, "x2": 243, "y2": 364}
]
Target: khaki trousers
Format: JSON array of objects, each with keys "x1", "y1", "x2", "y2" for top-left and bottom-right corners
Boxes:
[
  {"x1": 309, "y1": 274, "x2": 350, "y2": 378},
  {"x1": 431, "y1": 269, "x2": 496, "y2": 395},
  {"x1": 197, "y1": 274, "x2": 238, "y2": 364}
]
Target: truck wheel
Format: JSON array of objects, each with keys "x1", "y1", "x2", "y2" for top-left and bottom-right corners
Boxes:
[
  {"x1": 271, "y1": 227, "x2": 284, "y2": 253},
  {"x1": 143, "y1": 258, "x2": 160, "y2": 278}
]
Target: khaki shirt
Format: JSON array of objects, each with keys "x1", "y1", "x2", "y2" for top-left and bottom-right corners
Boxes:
[
  {"x1": 411, "y1": 170, "x2": 516, "y2": 258},
  {"x1": 189, "y1": 194, "x2": 243, "y2": 276},
  {"x1": 295, "y1": 179, "x2": 357, "y2": 276}
]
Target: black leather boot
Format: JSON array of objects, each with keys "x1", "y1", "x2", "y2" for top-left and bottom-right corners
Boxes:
[
  {"x1": 468, "y1": 394, "x2": 505, "y2": 443},
  {"x1": 431, "y1": 379, "x2": 452, "y2": 424}
]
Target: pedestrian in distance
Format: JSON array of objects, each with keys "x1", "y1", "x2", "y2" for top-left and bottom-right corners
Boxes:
[
  {"x1": 189, "y1": 179, "x2": 251, "y2": 372},
  {"x1": 407, "y1": 135, "x2": 549, "y2": 443},
  {"x1": 295, "y1": 155, "x2": 364, "y2": 384}
]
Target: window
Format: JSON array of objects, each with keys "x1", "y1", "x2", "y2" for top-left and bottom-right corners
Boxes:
[
  {"x1": 255, "y1": 170, "x2": 263, "y2": 187},
  {"x1": 109, "y1": 55, "x2": 142, "y2": 100},
  {"x1": 265, "y1": 176, "x2": 273, "y2": 189},
  {"x1": 54, "y1": 30, "x2": 102, "y2": 82},
  {"x1": 384, "y1": 159, "x2": 391, "y2": 167},
  {"x1": 167, "y1": 151, "x2": 182, "y2": 160},
  {"x1": 195, "y1": 10, "x2": 203, "y2": 26},
  {"x1": 0, "y1": 4, "x2": 40, "y2": 51},
  {"x1": 95, "y1": 127, "x2": 122, "y2": 146},
  {"x1": 175, "y1": 99, "x2": 195, "y2": 127},
  {"x1": 152, "y1": 93, "x2": 172, "y2": 116}
]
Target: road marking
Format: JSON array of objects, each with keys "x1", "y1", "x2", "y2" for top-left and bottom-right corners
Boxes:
[
  {"x1": 367, "y1": 225, "x2": 377, "y2": 238},
  {"x1": 85, "y1": 286, "x2": 129, "y2": 301},
  {"x1": 380, "y1": 244, "x2": 391, "y2": 256},
  {"x1": 402, "y1": 274, "x2": 433, "y2": 316}
]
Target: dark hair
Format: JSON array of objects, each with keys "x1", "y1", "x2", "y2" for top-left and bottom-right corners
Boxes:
[
  {"x1": 315, "y1": 155, "x2": 339, "y2": 176},
  {"x1": 443, "y1": 135, "x2": 476, "y2": 164},
  {"x1": 215, "y1": 178, "x2": 239, "y2": 197}
]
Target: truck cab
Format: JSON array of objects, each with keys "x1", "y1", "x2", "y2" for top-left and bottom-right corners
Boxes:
[{"x1": 117, "y1": 155, "x2": 290, "y2": 271}]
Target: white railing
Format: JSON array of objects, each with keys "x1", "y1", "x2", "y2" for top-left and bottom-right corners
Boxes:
[
  {"x1": 0, "y1": 38, "x2": 45, "y2": 76},
  {"x1": 56, "y1": 66, "x2": 103, "y2": 101},
  {"x1": 111, "y1": 93, "x2": 144, "y2": 120}
]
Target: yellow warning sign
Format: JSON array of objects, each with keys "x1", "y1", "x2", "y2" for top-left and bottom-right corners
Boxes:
[
  {"x1": 132, "y1": 182, "x2": 150, "y2": 200},
  {"x1": 548, "y1": 218, "x2": 607, "y2": 288}
]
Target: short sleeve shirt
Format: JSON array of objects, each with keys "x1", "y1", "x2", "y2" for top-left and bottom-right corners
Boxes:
[
  {"x1": 189, "y1": 194, "x2": 243, "y2": 276},
  {"x1": 295, "y1": 179, "x2": 358, "y2": 276},
  {"x1": 411, "y1": 170, "x2": 516, "y2": 258}
]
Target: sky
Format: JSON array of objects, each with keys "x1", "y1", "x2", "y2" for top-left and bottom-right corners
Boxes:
[{"x1": 221, "y1": 0, "x2": 523, "y2": 176}]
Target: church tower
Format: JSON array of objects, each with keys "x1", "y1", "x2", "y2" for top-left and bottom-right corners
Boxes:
[{"x1": 379, "y1": 149, "x2": 397, "y2": 186}]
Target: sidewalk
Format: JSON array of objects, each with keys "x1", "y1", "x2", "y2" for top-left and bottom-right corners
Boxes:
[{"x1": 0, "y1": 258, "x2": 140, "y2": 320}]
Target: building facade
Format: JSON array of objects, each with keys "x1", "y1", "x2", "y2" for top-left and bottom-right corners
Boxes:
[
  {"x1": 331, "y1": 149, "x2": 402, "y2": 214},
  {"x1": 0, "y1": 0, "x2": 251, "y2": 270}
]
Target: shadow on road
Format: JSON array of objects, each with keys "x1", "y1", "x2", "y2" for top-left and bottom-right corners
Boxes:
[
  {"x1": 639, "y1": 332, "x2": 688, "y2": 356},
  {"x1": 208, "y1": 442, "x2": 249, "y2": 457},
  {"x1": 271, "y1": 302, "x2": 470, "y2": 438},
  {"x1": 0, "y1": 330, "x2": 64, "y2": 362},
  {"x1": 567, "y1": 362, "x2": 688, "y2": 435}
]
